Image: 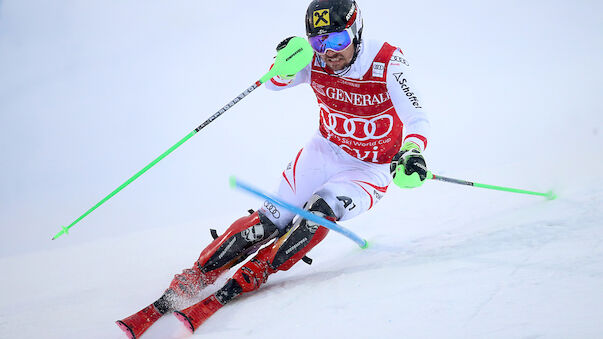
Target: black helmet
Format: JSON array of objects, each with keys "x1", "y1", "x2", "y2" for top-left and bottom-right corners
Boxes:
[{"x1": 305, "y1": 0, "x2": 363, "y2": 42}]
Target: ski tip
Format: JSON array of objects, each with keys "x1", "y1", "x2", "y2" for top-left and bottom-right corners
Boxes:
[
  {"x1": 545, "y1": 190, "x2": 557, "y2": 201},
  {"x1": 115, "y1": 320, "x2": 136, "y2": 339},
  {"x1": 228, "y1": 176, "x2": 238, "y2": 189},
  {"x1": 173, "y1": 311, "x2": 195, "y2": 334}
]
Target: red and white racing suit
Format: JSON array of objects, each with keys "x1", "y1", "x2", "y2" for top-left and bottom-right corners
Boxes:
[{"x1": 261, "y1": 39, "x2": 430, "y2": 230}]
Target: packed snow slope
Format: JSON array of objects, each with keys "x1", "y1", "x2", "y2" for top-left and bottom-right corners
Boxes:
[{"x1": 1, "y1": 1, "x2": 602, "y2": 338}]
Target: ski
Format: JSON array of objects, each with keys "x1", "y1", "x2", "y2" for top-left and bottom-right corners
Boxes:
[
  {"x1": 115, "y1": 288, "x2": 185, "y2": 338},
  {"x1": 173, "y1": 277, "x2": 243, "y2": 333},
  {"x1": 173, "y1": 294, "x2": 224, "y2": 333},
  {"x1": 116, "y1": 304, "x2": 164, "y2": 339},
  {"x1": 116, "y1": 286, "x2": 228, "y2": 337}
]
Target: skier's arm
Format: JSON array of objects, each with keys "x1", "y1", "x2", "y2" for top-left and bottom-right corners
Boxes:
[
  {"x1": 387, "y1": 49, "x2": 430, "y2": 188},
  {"x1": 386, "y1": 49, "x2": 430, "y2": 152},
  {"x1": 265, "y1": 37, "x2": 312, "y2": 91},
  {"x1": 265, "y1": 63, "x2": 311, "y2": 91},
  {"x1": 390, "y1": 142, "x2": 428, "y2": 188}
]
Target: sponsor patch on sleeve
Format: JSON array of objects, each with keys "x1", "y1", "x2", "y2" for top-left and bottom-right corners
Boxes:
[{"x1": 391, "y1": 55, "x2": 409, "y2": 66}]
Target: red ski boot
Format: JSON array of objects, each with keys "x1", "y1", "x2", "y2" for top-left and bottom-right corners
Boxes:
[
  {"x1": 173, "y1": 195, "x2": 334, "y2": 335},
  {"x1": 167, "y1": 210, "x2": 279, "y2": 300},
  {"x1": 172, "y1": 246, "x2": 277, "y2": 333},
  {"x1": 173, "y1": 295, "x2": 224, "y2": 333},
  {"x1": 116, "y1": 304, "x2": 162, "y2": 339}
]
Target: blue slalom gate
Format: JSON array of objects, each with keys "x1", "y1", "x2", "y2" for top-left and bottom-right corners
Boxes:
[{"x1": 230, "y1": 177, "x2": 368, "y2": 249}]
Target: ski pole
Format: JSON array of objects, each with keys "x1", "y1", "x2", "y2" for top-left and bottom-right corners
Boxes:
[
  {"x1": 230, "y1": 176, "x2": 369, "y2": 249},
  {"x1": 52, "y1": 37, "x2": 314, "y2": 240},
  {"x1": 428, "y1": 172, "x2": 557, "y2": 200}
]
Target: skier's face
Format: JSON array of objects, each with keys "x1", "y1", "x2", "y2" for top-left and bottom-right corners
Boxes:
[{"x1": 322, "y1": 43, "x2": 355, "y2": 71}]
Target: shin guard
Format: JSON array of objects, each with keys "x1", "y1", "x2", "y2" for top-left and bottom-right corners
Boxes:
[
  {"x1": 209, "y1": 246, "x2": 276, "y2": 307},
  {"x1": 211, "y1": 195, "x2": 335, "y2": 305},
  {"x1": 171, "y1": 197, "x2": 337, "y2": 335},
  {"x1": 269, "y1": 195, "x2": 334, "y2": 271},
  {"x1": 160, "y1": 211, "x2": 278, "y2": 310}
]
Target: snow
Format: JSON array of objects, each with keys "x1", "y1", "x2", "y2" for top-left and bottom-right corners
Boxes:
[{"x1": 1, "y1": 1, "x2": 602, "y2": 338}]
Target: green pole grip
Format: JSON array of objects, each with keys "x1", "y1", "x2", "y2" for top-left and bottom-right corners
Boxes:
[{"x1": 260, "y1": 37, "x2": 314, "y2": 84}]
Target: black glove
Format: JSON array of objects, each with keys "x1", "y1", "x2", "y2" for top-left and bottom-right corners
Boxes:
[
  {"x1": 276, "y1": 37, "x2": 295, "y2": 52},
  {"x1": 390, "y1": 142, "x2": 428, "y2": 188},
  {"x1": 273, "y1": 37, "x2": 298, "y2": 81}
]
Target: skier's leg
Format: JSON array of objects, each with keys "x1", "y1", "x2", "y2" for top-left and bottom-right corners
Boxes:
[
  {"x1": 117, "y1": 210, "x2": 282, "y2": 338},
  {"x1": 117, "y1": 137, "x2": 338, "y2": 337},
  {"x1": 173, "y1": 194, "x2": 335, "y2": 332},
  {"x1": 212, "y1": 162, "x2": 391, "y2": 303},
  {"x1": 155, "y1": 210, "x2": 281, "y2": 312},
  {"x1": 171, "y1": 148, "x2": 393, "y2": 334},
  {"x1": 213, "y1": 194, "x2": 334, "y2": 304},
  {"x1": 258, "y1": 134, "x2": 339, "y2": 230}
]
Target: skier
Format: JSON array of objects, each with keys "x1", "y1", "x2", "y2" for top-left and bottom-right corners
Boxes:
[{"x1": 116, "y1": 0, "x2": 430, "y2": 337}]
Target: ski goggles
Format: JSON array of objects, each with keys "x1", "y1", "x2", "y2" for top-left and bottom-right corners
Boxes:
[{"x1": 308, "y1": 28, "x2": 353, "y2": 54}]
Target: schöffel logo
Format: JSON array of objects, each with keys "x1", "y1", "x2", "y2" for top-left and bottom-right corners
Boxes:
[
  {"x1": 393, "y1": 72, "x2": 422, "y2": 109},
  {"x1": 324, "y1": 87, "x2": 391, "y2": 106}
]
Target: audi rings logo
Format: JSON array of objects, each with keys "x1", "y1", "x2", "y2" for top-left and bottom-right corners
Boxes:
[
  {"x1": 320, "y1": 104, "x2": 393, "y2": 141},
  {"x1": 263, "y1": 201, "x2": 280, "y2": 219}
]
